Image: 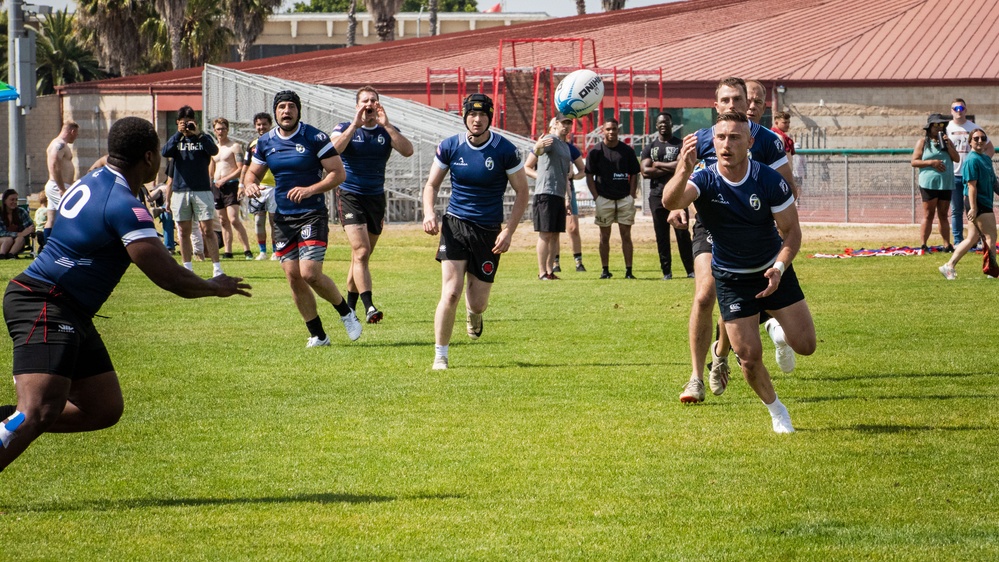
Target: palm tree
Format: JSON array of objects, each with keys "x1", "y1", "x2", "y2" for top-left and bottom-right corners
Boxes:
[
  {"x1": 1, "y1": 10, "x2": 9, "y2": 82},
  {"x1": 224, "y1": 0, "x2": 281, "y2": 61},
  {"x1": 75, "y1": 0, "x2": 152, "y2": 76},
  {"x1": 346, "y1": 0, "x2": 358, "y2": 47},
  {"x1": 182, "y1": 0, "x2": 232, "y2": 66},
  {"x1": 368, "y1": 0, "x2": 405, "y2": 42},
  {"x1": 575, "y1": 0, "x2": 586, "y2": 15},
  {"x1": 153, "y1": 0, "x2": 189, "y2": 69},
  {"x1": 601, "y1": 0, "x2": 626, "y2": 9},
  {"x1": 30, "y1": 9, "x2": 104, "y2": 95},
  {"x1": 429, "y1": 0, "x2": 438, "y2": 36}
]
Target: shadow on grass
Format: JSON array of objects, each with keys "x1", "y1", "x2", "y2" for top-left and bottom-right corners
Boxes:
[
  {"x1": 806, "y1": 371, "x2": 979, "y2": 382},
  {"x1": 796, "y1": 423, "x2": 984, "y2": 433},
  {"x1": 3, "y1": 491, "x2": 463, "y2": 513}
]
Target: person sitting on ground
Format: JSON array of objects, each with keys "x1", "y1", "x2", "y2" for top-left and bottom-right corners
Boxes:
[{"x1": 0, "y1": 190, "x2": 35, "y2": 259}]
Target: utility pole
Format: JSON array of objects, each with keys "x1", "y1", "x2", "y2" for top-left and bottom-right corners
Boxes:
[{"x1": 6, "y1": 0, "x2": 42, "y2": 203}]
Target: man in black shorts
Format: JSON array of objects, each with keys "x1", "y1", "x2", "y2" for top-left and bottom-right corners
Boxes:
[
  {"x1": 422, "y1": 93, "x2": 529, "y2": 370},
  {"x1": 1, "y1": 117, "x2": 250, "y2": 471},
  {"x1": 525, "y1": 113, "x2": 578, "y2": 280},
  {"x1": 331, "y1": 86, "x2": 414, "y2": 323},
  {"x1": 641, "y1": 113, "x2": 693, "y2": 280},
  {"x1": 664, "y1": 111, "x2": 815, "y2": 433},
  {"x1": 243, "y1": 90, "x2": 363, "y2": 347}
]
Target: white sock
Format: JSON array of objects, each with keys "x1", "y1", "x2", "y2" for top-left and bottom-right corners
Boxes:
[
  {"x1": 768, "y1": 320, "x2": 787, "y2": 346},
  {"x1": 435, "y1": 345, "x2": 449, "y2": 358},
  {"x1": 765, "y1": 396, "x2": 786, "y2": 416},
  {"x1": 213, "y1": 262, "x2": 223, "y2": 274},
  {"x1": 1, "y1": 410, "x2": 25, "y2": 449},
  {"x1": 183, "y1": 262, "x2": 194, "y2": 271}
]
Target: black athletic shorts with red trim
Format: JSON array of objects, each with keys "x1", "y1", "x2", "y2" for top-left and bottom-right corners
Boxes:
[
  {"x1": 713, "y1": 264, "x2": 805, "y2": 321},
  {"x1": 272, "y1": 209, "x2": 330, "y2": 263},
  {"x1": 436, "y1": 214, "x2": 501, "y2": 283},
  {"x1": 3, "y1": 274, "x2": 114, "y2": 379},
  {"x1": 337, "y1": 191, "x2": 387, "y2": 236}
]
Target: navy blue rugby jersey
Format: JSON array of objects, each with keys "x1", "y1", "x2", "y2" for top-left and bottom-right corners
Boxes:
[
  {"x1": 331, "y1": 122, "x2": 398, "y2": 196},
  {"x1": 434, "y1": 131, "x2": 524, "y2": 227},
  {"x1": 252, "y1": 123, "x2": 338, "y2": 214}
]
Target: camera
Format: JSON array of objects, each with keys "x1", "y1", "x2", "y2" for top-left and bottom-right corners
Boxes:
[{"x1": 185, "y1": 122, "x2": 197, "y2": 132}]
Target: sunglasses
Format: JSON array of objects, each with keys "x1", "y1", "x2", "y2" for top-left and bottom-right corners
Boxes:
[
  {"x1": 971, "y1": 136, "x2": 988, "y2": 142},
  {"x1": 952, "y1": 105, "x2": 966, "y2": 112}
]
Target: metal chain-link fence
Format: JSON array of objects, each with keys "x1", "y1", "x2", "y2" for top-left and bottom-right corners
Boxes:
[{"x1": 203, "y1": 65, "x2": 534, "y2": 223}]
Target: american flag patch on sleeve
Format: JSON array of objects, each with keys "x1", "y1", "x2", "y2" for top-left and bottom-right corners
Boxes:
[{"x1": 133, "y1": 207, "x2": 153, "y2": 222}]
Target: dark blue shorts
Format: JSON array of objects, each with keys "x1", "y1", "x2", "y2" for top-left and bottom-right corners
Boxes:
[
  {"x1": 436, "y1": 214, "x2": 501, "y2": 283},
  {"x1": 714, "y1": 264, "x2": 805, "y2": 321}
]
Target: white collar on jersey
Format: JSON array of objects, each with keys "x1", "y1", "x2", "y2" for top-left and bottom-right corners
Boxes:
[
  {"x1": 463, "y1": 131, "x2": 494, "y2": 151},
  {"x1": 717, "y1": 161, "x2": 754, "y2": 187},
  {"x1": 275, "y1": 122, "x2": 302, "y2": 140}
]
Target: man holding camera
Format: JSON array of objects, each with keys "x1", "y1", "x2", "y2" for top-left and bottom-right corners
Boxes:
[{"x1": 163, "y1": 105, "x2": 223, "y2": 277}]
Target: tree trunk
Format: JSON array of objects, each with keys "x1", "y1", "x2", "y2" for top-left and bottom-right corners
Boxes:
[
  {"x1": 346, "y1": 0, "x2": 357, "y2": 47},
  {"x1": 601, "y1": 0, "x2": 625, "y2": 10},
  {"x1": 575, "y1": 0, "x2": 586, "y2": 15},
  {"x1": 429, "y1": 0, "x2": 438, "y2": 36},
  {"x1": 375, "y1": 14, "x2": 395, "y2": 42}
]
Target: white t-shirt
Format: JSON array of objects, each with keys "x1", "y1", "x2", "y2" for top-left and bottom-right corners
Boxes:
[{"x1": 946, "y1": 120, "x2": 983, "y2": 177}]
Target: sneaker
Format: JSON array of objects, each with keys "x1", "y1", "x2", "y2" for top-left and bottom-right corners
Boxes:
[
  {"x1": 575, "y1": 263, "x2": 586, "y2": 272},
  {"x1": 687, "y1": 272, "x2": 695, "y2": 278},
  {"x1": 765, "y1": 318, "x2": 796, "y2": 373},
  {"x1": 662, "y1": 273, "x2": 672, "y2": 280},
  {"x1": 270, "y1": 253, "x2": 279, "y2": 261},
  {"x1": 553, "y1": 263, "x2": 561, "y2": 273},
  {"x1": 244, "y1": 251, "x2": 254, "y2": 260},
  {"x1": 341, "y1": 311, "x2": 363, "y2": 341},
  {"x1": 432, "y1": 355, "x2": 449, "y2": 370},
  {"x1": 945, "y1": 244, "x2": 955, "y2": 253},
  {"x1": 365, "y1": 306, "x2": 383, "y2": 324},
  {"x1": 548, "y1": 273, "x2": 560, "y2": 280},
  {"x1": 306, "y1": 335, "x2": 331, "y2": 348},
  {"x1": 708, "y1": 341, "x2": 730, "y2": 396},
  {"x1": 466, "y1": 311, "x2": 483, "y2": 339},
  {"x1": 223, "y1": 252, "x2": 234, "y2": 259},
  {"x1": 213, "y1": 268, "x2": 225, "y2": 278},
  {"x1": 939, "y1": 263, "x2": 957, "y2": 280},
  {"x1": 770, "y1": 403, "x2": 795, "y2": 434},
  {"x1": 624, "y1": 272, "x2": 637, "y2": 279},
  {"x1": 255, "y1": 252, "x2": 267, "y2": 261},
  {"x1": 538, "y1": 274, "x2": 549, "y2": 281},
  {"x1": 679, "y1": 379, "x2": 705, "y2": 403},
  {"x1": 600, "y1": 270, "x2": 613, "y2": 279}
]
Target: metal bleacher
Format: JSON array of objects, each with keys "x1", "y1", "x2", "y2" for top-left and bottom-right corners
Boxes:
[{"x1": 203, "y1": 65, "x2": 535, "y2": 223}]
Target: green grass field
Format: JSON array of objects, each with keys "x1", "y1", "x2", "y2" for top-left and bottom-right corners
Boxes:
[{"x1": 1, "y1": 222, "x2": 997, "y2": 560}]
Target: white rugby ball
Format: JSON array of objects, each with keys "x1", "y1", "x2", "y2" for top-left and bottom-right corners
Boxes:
[{"x1": 554, "y1": 69, "x2": 604, "y2": 119}]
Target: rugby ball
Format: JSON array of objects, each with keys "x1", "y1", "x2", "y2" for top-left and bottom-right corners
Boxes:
[{"x1": 554, "y1": 69, "x2": 604, "y2": 119}]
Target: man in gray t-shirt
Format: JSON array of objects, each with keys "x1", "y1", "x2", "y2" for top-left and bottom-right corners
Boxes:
[{"x1": 526, "y1": 114, "x2": 585, "y2": 279}]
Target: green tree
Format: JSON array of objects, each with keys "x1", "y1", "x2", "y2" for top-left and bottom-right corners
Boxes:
[
  {"x1": 76, "y1": 0, "x2": 154, "y2": 76},
  {"x1": 181, "y1": 0, "x2": 232, "y2": 66},
  {"x1": 153, "y1": 0, "x2": 189, "y2": 69},
  {"x1": 29, "y1": 9, "x2": 105, "y2": 95},
  {"x1": 293, "y1": 0, "x2": 476, "y2": 13},
  {"x1": 224, "y1": 0, "x2": 283, "y2": 61},
  {"x1": 1, "y1": 10, "x2": 9, "y2": 82}
]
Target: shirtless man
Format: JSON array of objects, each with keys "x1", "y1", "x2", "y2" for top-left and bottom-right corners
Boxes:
[
  {"x1": 44, "y1": 122, "x2": 80, "y2": 238},
  {"x1": 209, "y1": 118, "x2": 252, "y2": 259}
]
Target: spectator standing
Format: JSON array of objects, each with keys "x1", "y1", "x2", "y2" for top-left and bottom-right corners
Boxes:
[
  {"x1": 911, "y1": 114, "x2": 958, "y2": 252},
  {"x1": 586, "y1": 118, "x2": 641, "y2": 279},
  {"x1": 641, "y1": 113, "x2": 693, "y2": 279},
  {"x1": 242, "y1": 112, "x2": 278, "y2": 260},
  {"x1": 940, "y1": 129, "x2": 998, "y2": 279},
  {"x1": 43, "y1": 122, "x2": 79, "y2": 239},
  {"x1": 946, "y1": 99, "x2": 995, "y2": 245},
  {"x1": 209, "y1": 117, "x2": 252, "y2": 260}
]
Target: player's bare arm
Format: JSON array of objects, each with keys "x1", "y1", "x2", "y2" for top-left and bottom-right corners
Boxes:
[
  {"x1": 128, "y1": 236, "x2": 251, "y2": 298},
  {"x1": 757, "y1": 204, "x2": 802, "y2": 298},
  {"x1": 242, "y1": 162, "x2": 269, "y2": 198},
  {"x1": 421, "y1": 164, "x2": 447, "y2": 235},
  {"x1": 287, "y1": 154, "x2": 345, "y2": 203},
  {"x1": 493, "y1": 168, "x2": 529, "y2": 254},
  {"x1": 662, "y1": 134, "x2": 699, "y2": 210}
]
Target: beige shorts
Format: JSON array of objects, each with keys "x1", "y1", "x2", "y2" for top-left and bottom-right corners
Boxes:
[
  {"x1": 171, "y1": 190, "x2": 216, "y2": 222},
  {"x1": 594, "y1": 195, "x2": 636, "y2": 227}
]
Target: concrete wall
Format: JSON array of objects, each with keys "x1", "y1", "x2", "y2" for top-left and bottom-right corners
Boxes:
[{"x1": 780, "y1": 85, "x2": 999, "y2": 149}]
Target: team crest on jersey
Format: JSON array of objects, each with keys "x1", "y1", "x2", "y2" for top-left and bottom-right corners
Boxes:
[
  {"x1": 779, "y1": 180, "x2": 789, "y2": 195},
  {"x1": 301, "y1": 225, "x2": 312, "y2": 239},
  {"x1": 482, "y1": 261, "x2": 495, "y2": 275},
  {"x1": 749, "y1": 194, "x2": 761, "y2": 211},
  {"x1": 316, "y1": 132, "x2": 328, "y2": 142},
  {"x1": 377, "y1": 135, "x2": 386, "y2": 145},
  {"x1": 296, "y1": 144, "x2": 306, "y2": 153},
  {"x1": 484, "y1": 157, "x2": 495, "y2": 171},
  {"x1": 774, "y1": 139, "x2": 784, "y2": 152}
]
